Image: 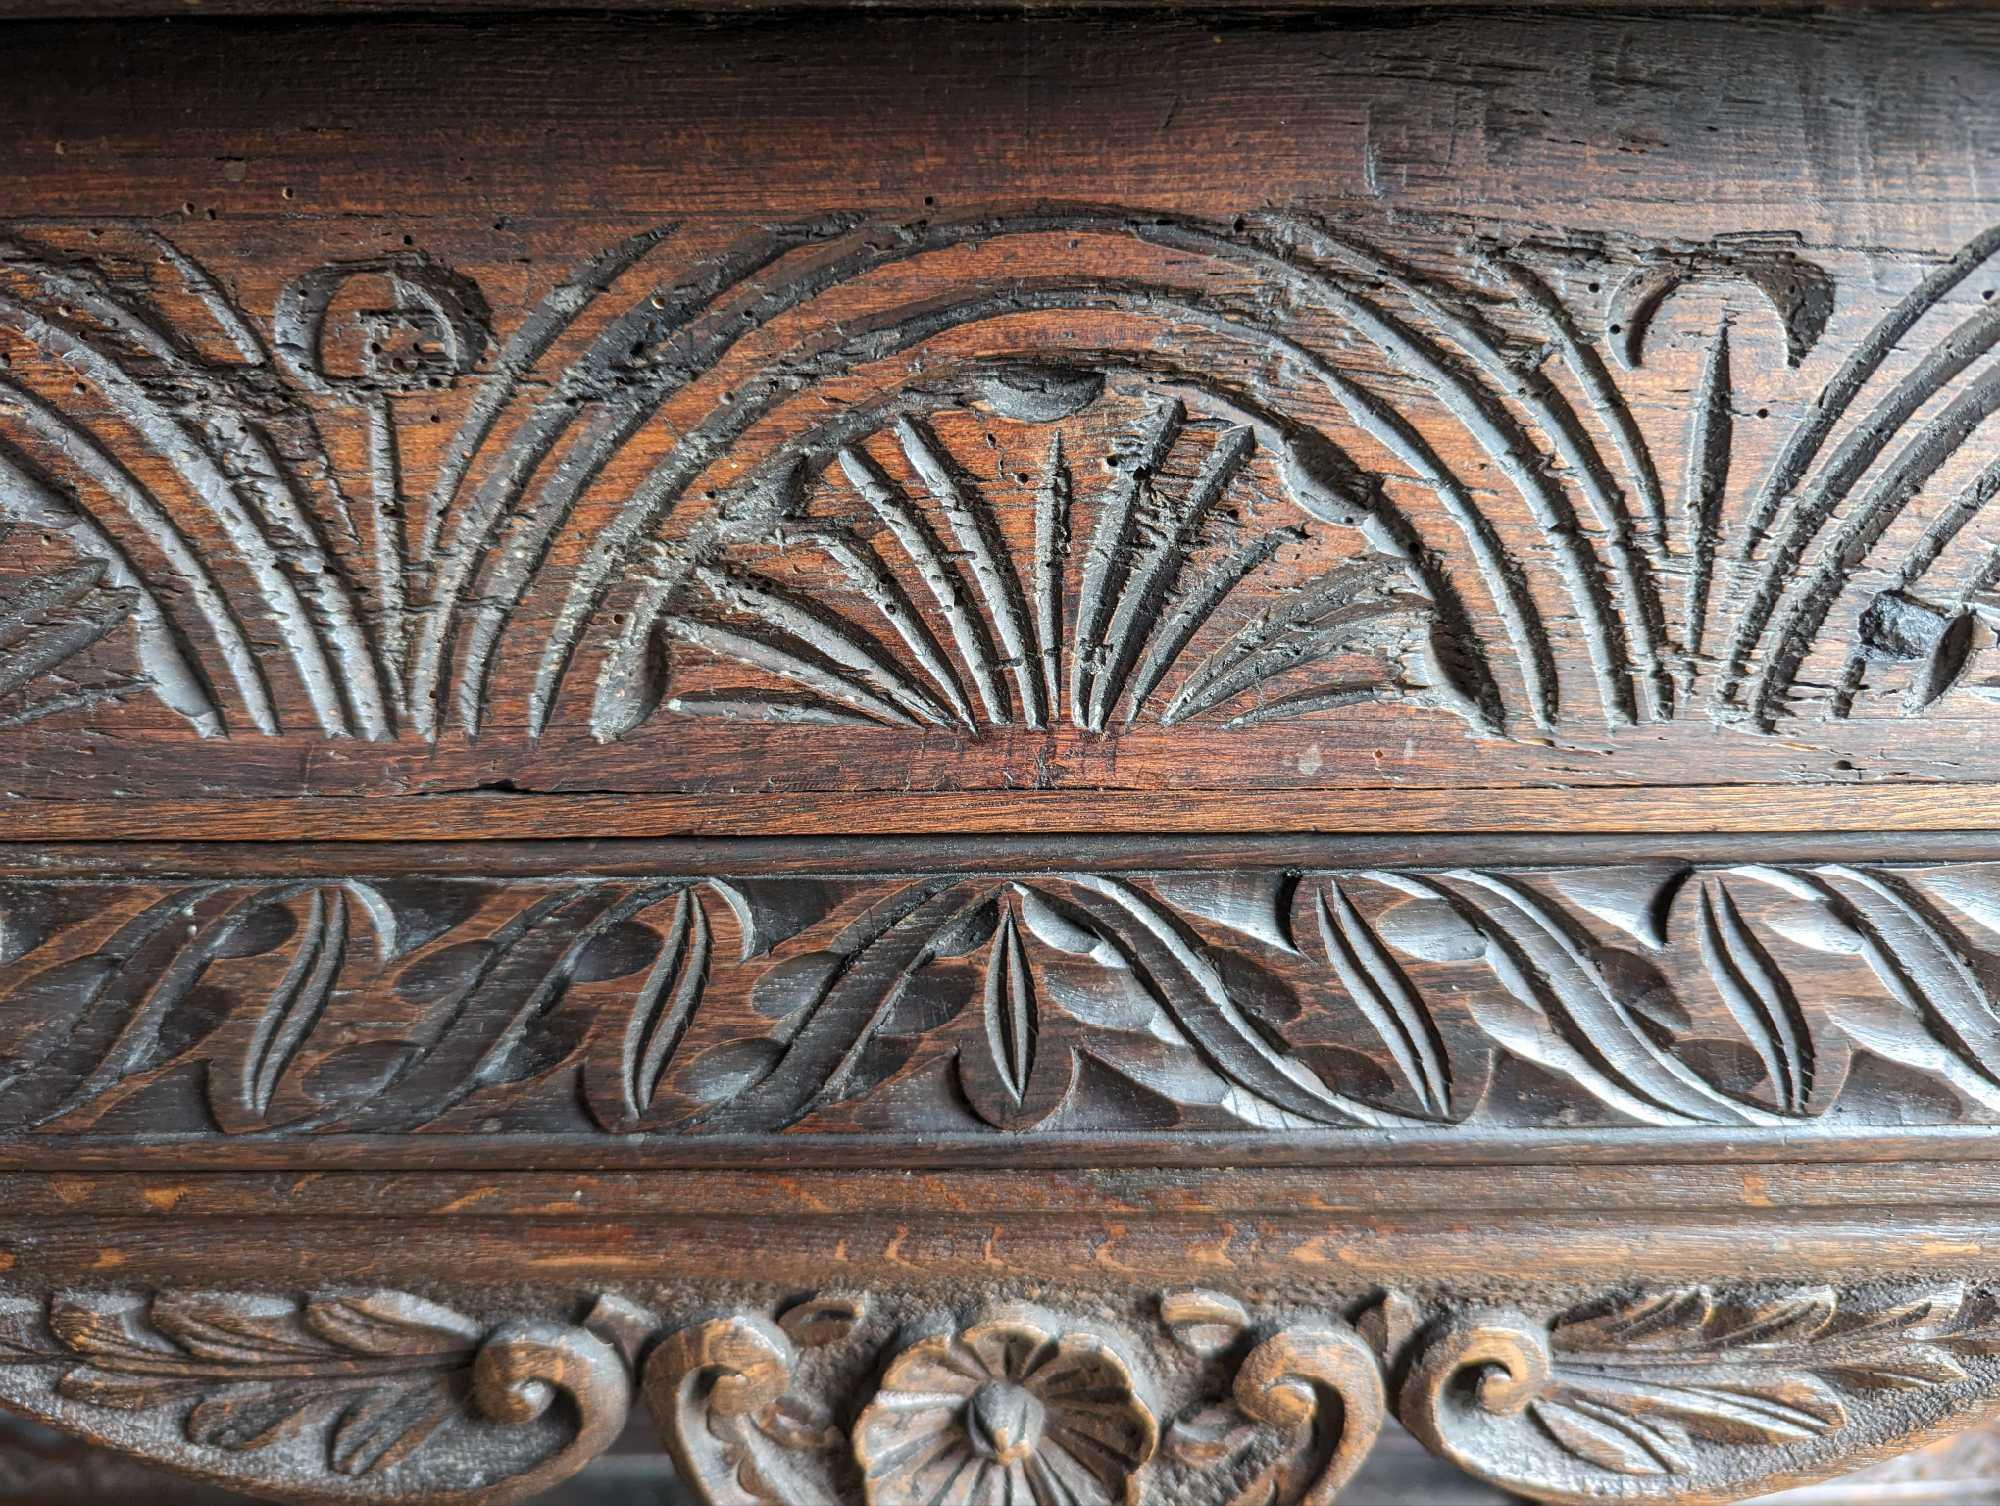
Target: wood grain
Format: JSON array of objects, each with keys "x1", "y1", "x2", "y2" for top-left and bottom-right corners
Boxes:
[
  {"x1": 2, "y1": 10, "x2": 2000, "y2": 1503},
  {"x1": 5, "y1": 786, "x2": 2000, "y2": 840},
  {"x1": 4, "y1": 15, "x2": 2000, "y2": 801}
]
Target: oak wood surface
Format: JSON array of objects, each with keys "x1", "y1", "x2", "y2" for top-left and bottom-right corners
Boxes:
[
  {"x1": 3, "y1": 8, "x2": 2000, "y2": 1504},
  {"x1": 4, "y1": 13, "x2": 2000, "y2": 803}
]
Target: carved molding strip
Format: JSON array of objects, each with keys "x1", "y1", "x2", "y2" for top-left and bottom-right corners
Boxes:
[
  {"x1": 6, "y1": 209, "x2": 2000, "y2": 792},
  {"x1": 1, "y1": 1280, "x2": 1996, "y2": 1504},
  {"x1": 13, "y1": 849, "x2": 2000, "y2": 1145}
]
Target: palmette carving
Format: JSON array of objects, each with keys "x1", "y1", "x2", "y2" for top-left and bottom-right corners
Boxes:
[
  {"x1": 13, "y1": 209, "x2": 2000, "y2": 790},
  {"x1": 1399, "y1": 1287, "x2": 2000, "y2": 1504},
  {"x1": 22, "y1": 849, "x2": 2000, "y2": 1143},
  {"x1": 2, "y1": 1281, "x2": 1996, "y2": 1504},
  {"x1": 0, "y1": 1290, "x2": 630, "y2": 1504}
]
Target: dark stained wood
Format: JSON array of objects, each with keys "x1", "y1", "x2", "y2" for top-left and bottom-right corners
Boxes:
[
  {"x1": 0, "y1": 833, "x2": 1996, "y2": 1168},
  {"x1": 3, "y1": 7, "x2": 2000, "y2": 1505}
]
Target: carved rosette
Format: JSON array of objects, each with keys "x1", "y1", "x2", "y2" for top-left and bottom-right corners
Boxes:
[{"x1": 852, "y1": 1309, "x2": 1158, "y2": 1506}]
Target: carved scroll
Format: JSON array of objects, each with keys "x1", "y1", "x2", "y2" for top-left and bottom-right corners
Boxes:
[
  {"x1": 0, "y1": 1290, "x2": 630, "y2": 1504},
  {"x1": 645, "y1": 1314, "x2": 823, "y2": 1506},
  {"x1": 1399, "y1": 1287, "x2": 2000, "y2": 1505},
  {"x1": 1161, "y1": 1291, "x2": 1387, "y2": 1506}
]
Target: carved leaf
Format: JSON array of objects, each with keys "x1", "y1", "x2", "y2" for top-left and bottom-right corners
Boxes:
[
  {"x1": 1531, "y1": 1397, "x2": 1687, "y2": 1477},
  {"x1": 1739, "y1": 865, "x2": 2000, "y2": 1113},
  {"x1": 240, "y1": 887, "x2": 356, "y2": 1124},
  {"x1": 1693, "y1": 880, "x2": 1814, "y2": 1115},
  {"x1": 21, "y1": 1292, "x2": 482, "y2": 1476},
  {"x1": 1524, "y1": 1282, "x2": 2000, "y2": 1474},
  {"x1": 327, "y1": 1384, "x2": 460, "y2": 1476},
  {"x1": 0, "y1": 1288, "x2": 629, "y2": 1500},
  {"x1": 0, "y1": 885, "x2": 317, "y2": 1134},
  {"x1": 1553, "y1": 1287, "x2": 1838, "y2": 1355},
  {"x1": 299, "y1": 1294, "x2": 482, "y2": 1356},
  {"x1": 381, "y1": 885, "x2": 681, "y2": 1124},
  {"x1": 1314, "y1": 882, "x2": 1451, "y2": 1117},
  {"x1": 0, "y1": 552, "x2": 147, "y2": 729},
  {"x1": 1381, "y1": 874, "x2": 1768, "y2": 1128},
  {"x1": 1406, "y1": 1281, "x2": 2000, "y2": 1504},
  {"x1": 614, "y1": 886, "x2": 713, "y2": 1122}
]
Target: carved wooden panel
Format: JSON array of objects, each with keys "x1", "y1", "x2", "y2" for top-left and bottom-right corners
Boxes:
[
  {"x1": 7, "y1": 837, "x2": 2000, "y2": 1154},
  {"x1": 7, "y1": 9, "x2": 2000, "y2": 1506},
  {"x1": 1, "y1": 13, "x2": 2000, "y2": 801},
  {"x1": 0, "y1": 208, "x2": 1997, "y2": 798},
  {"x1": 0, "y1": 1278, "x2": 1996, "y2": 1506}
]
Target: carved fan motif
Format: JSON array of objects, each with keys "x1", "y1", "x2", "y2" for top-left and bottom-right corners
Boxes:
[
  {"x1": 9, "y1": 213, "x2": 2000, "y2": 762},
  {"x1": 644, "y1": 375, "x2": 1436, "y2": 736}
]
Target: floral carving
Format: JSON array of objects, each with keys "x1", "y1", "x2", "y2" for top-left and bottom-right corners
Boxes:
[
  {"x1": 852, "y1": 1310, "x2": 1159, "y2": 1506},
  {"x1": 0, "y1": 1282, "x2": 1993, "y2": 1505}
]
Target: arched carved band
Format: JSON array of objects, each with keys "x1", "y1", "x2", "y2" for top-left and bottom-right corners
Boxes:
[{"x1": 11, "y1": 207, "x2": 2000, "y2": 763}]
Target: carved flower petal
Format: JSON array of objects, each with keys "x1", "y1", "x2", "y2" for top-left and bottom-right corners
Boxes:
[
  {"x1": 958, "y1": 1320, "x2": 1055, "y2": 1384},
  {"x1": 877, "y1": 1334, "x2": 987, "y2": 1395}
]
